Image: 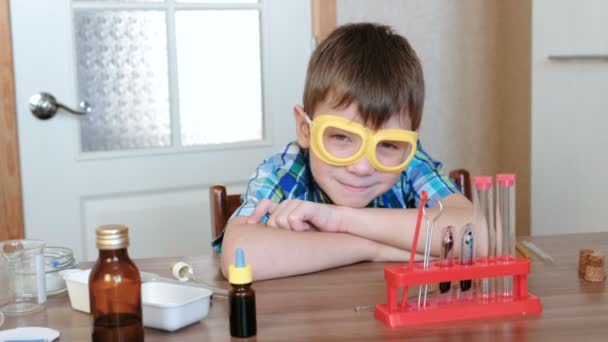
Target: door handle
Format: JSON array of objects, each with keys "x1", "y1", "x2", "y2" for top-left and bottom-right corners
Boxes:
[{"x1": 29, "y1": 92, "x2": 92, "y2": 120}]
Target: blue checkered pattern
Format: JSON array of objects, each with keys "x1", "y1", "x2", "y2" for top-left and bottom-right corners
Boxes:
[{"x1": 212, "y1": 140, "x2": 458, "y2": 253}]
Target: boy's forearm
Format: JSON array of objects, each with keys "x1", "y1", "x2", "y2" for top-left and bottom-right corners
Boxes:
[
  {"x1": 371, "y1": 242, "x2": 425, "y2": 263},
  {"x1": 221, "y1": 217, "x2": 378, "y2": 281},
  {"x1": 338, "y1": 194, "x2": 473, "y2": 256}
]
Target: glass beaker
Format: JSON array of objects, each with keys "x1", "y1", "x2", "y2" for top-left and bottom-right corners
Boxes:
[{"x1": 0, "y1": 240, "x2": 47, "y2": 315}]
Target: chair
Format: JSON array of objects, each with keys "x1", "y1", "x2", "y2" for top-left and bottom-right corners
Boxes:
[
  {"x1": 210, "y1": 169, "x2": 472, "y2": 239},
  {"x1": 448, "y1": 168, "x2": 472, "y2": 201},
  {"x1": 210, "y1": 185, "x2": 243, "y2": 240}
]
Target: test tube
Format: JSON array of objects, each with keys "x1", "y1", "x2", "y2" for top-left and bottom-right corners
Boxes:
[
  {"x1": 459, "y1": 224, "x2": 474, "y2": 293},
  {"x1": 473, "y1": 176, "x2": 495, "y2": 300},
  {"x1": 496, "y1": 173, "x2": 516, "y2": 298},
  {"x1": 438, "y1": 226, "x2": 454, "y2": 295}
]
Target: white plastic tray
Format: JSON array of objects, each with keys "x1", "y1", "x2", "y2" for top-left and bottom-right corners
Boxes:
[{"x1": 63, "y1": 269, "x2": 212, "y2": 331}]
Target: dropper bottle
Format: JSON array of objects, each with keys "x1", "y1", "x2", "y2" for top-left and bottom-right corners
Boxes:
[{"x1": 229, "y1": 248, "x2": 257, "y2": 338}]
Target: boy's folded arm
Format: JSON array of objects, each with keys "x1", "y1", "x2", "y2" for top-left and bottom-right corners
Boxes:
[
  {"x1": 337, "y1": 193, "x2": 473, "y2": 257},
  {"x1": 220, "y1": 216, "x2": 420, "y2": 281},
  {"x1": 371, "y1": 242, "x2": 425, "y2": 263}
]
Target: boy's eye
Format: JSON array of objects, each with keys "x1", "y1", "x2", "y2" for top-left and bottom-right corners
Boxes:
[
  {"x1": 379, "y1": 142, "x2": 398, "y2": 150},
  {"x1": 331, "y1": 134, "x2": 351, "y2": 142}
]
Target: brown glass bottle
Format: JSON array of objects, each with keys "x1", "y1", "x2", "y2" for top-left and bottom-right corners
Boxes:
[
  {"x1": 229, "y1": 248, "x2": 256, "y2": 338},
  {"x1": 229, "y1": 283, "x2": 257, "y2": 337},
  {"x1": 89, "y1": 224, "x2": 144, "y2": 342}
]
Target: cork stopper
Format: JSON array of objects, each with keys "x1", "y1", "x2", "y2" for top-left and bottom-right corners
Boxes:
[
  {"x1": 584, "y1": 265, "x2": 606, "y2": 283},
  {"x1": 578, "y1": 249, "x2": 594, "y2": 276},
  {"x1": 579, "y1": 249, "x2": 605, "y2": 283}
]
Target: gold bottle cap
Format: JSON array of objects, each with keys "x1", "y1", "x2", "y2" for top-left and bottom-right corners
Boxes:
[{"x1": 96, "y1": 224, "x2": 129, "y2": 250}]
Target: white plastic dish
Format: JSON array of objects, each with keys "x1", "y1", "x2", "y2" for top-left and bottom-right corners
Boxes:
[
  {"x1": 62, "y1": 269, "x2": 91, "y2": 313},
  {"x1": 62, "y1": 269, "x2": 212, "y2": 331},
  {"x1": 142, "y1": 281, "x2": 212, "y2": 331},
  {"x1": 62, "y1": 269, "x2": 159, "y2": 314}
]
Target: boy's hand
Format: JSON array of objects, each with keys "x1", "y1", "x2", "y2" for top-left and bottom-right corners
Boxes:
[{"x1": 247, "y1": 199, "x2": 342, "y2": 232}]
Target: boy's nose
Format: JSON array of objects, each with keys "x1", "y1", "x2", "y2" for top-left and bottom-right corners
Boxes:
[{"x1": 345, "y1": 156, "x2": 375, "y2": 176}]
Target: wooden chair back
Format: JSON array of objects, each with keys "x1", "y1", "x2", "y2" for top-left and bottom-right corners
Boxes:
[
  {"x1": 448, "y1": 168, "x2": 472, "y2": 201},
  {"x1": 209, "y1": 185, "x2": 243, "y2": 240}
]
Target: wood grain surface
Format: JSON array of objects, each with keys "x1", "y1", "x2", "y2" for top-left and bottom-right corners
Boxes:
[{"x1": 2, "y1": 233, "x2": 607, "y2": 341}]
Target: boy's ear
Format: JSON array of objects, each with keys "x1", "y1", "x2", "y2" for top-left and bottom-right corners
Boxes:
[{"x1": 293, "y1": 105, "x2": 310, "y2": 148}]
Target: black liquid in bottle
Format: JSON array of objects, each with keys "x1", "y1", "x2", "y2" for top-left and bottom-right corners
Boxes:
[{"x1": 229, "y1": 248, "x2": 257, "y2": 338}]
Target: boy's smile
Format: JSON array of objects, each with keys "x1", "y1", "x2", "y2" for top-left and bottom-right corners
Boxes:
[
  {"x1": 294, "y1": 101, "x2": 414, "y2": 208},
  {"x1": 338, "y1": 181, "x2": 372, "y2": 192}
]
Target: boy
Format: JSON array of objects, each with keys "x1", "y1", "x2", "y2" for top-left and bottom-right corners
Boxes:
[{"x1": 215, "y1": 23, "x2": 472, "y2": 280}]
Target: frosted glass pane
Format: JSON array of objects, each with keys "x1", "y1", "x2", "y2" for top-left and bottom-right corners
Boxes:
[
  {"x1": 176, "y1": 10, "x2": 263, "y2": 146},
  {"x1": 74, "y1": 10, "x2": 171, "y2": 151}
]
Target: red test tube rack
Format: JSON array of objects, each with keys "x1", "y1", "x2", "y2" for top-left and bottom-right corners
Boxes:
[{"x1": 375, "y1": 256, "x2": 542, "y2": 327}]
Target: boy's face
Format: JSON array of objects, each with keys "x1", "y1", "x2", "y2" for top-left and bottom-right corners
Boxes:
[{"x1": 294, "y1": 101, "x2": 413, "y2": 208}]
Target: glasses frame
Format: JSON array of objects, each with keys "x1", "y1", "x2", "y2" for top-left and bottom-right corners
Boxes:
[{"x1": 304, "y1": 114, "x2": 418, "y2": 173}]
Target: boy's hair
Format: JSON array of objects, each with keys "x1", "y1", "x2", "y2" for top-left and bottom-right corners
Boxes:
[{"x1": 303, "y1": 22, "x2": 425, "y2": 130}]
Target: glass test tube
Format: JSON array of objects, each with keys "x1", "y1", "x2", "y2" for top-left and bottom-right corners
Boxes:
[
  {"x1": 496, "y1": 173, "x2": 516, "y2": 298},
  {"x1": 438, "y1": 226, "x2": 454, "y2": 295},
  {"x1": 459, "y1": 224, "x2": 474, "y2": 294},
  {"x1": 473, "y1": 176, "x2": 495, "y2": 300}
]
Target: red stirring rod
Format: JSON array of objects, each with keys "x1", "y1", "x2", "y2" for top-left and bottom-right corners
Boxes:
[{"x1": 409, "y1": 191, "x2": 428, "y2": 271}]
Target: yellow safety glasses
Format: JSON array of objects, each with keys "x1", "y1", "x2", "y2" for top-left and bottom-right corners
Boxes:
[{"x1": 304, "y1": 114, "x2": 418, "y2": 173}]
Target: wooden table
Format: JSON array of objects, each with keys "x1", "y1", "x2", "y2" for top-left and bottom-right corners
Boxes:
[{"x1": 2, "y1": 233, "x2": 607, "y2": 341}]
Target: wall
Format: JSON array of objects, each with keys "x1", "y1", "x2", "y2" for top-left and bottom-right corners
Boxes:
[
  {"x1": 531, "y1": 0, "x2": 608, "y2": 235},
  {"x1": 337, "y1": 0, "x2": 531, "y2": 235}
]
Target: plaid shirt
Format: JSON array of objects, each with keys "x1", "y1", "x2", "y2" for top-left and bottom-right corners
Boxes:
[{"x1": 212, "y1": 141, "x2": 459, "y2": 253}]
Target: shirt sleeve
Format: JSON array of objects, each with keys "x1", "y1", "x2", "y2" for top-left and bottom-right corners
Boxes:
[
  {"x1": 405, "y1": 141, "x2": 459, "y2": 207},
  {"x1": 211, "y1": 158, "x2": 286, "y2": 254},
  {"x1": 232, "y1": 159, "x2": 286, "y2": 219}
]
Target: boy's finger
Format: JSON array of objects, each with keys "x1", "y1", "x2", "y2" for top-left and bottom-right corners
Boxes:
[
  {"x1": 287, "y1": 213, "x2": 306, "y2": 231},
  {"x1": 247, "y1": 199, "x2": 276, "y2": 224},
  {"x1": 247, "y1": 207, "x2": 264, "y2": 224},
  {"x1": 265, "y1": 202, "x2": 285, "y2": 228},
  {"x1": 268, "y1": 200, "x2": 298, "y2": 230},
  {"x1": 289, "y1": 216, "x2": 312, "y2": 232},
  {"x1": 287, "y1": 202, "x2": 315, "y2": 231}
]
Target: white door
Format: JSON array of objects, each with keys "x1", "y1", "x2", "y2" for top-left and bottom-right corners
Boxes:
[
  {"x1": 532, "y1": 0, "x2": 608, "y2": 235},
  {"x1": 10, "y1": 0, "x2": 312, "y2": 260}
]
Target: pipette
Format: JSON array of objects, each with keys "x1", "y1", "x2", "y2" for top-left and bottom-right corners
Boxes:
[
  {"x1": 515, "y1": 241, "x2": 531, "y2": 259},
  {"x1": 171, "y1": 261, "x2": 229, "y2": 296},
  {"x1": 521, "y1": 240, "x2": 554, "y2": 264}
]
